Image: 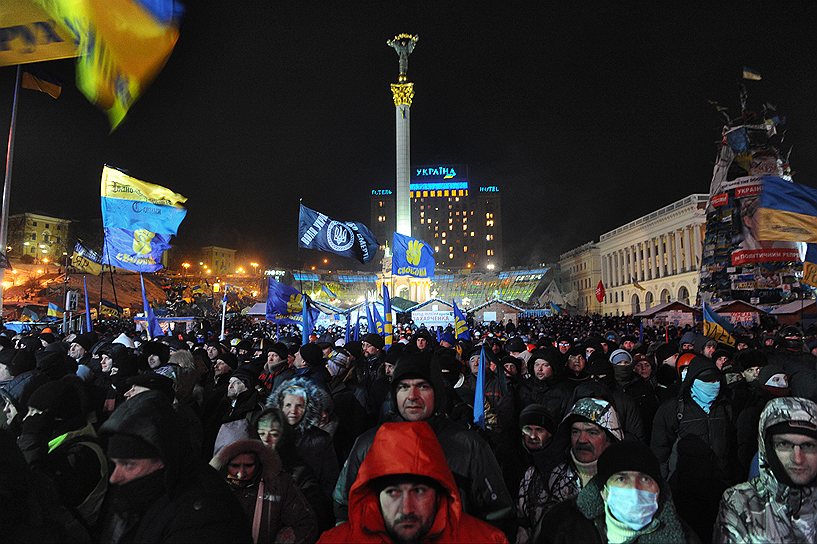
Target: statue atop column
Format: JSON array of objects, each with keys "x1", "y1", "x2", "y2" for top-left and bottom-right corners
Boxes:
[{"x1": 387, "y1": 33, "x2": 419, "y2": 83}]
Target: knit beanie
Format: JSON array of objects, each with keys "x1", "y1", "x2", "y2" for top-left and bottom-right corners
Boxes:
[{"x1": 519, "y1": 404, "x2": 556, "y2": 435}]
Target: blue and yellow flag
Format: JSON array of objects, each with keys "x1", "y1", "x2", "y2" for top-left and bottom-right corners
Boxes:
[
  {"x1": 372, "y1": 303, "x2": 385, "y2": 336},
  {"x1": 382, "y1": 283, "x2": 393, "y2": 348},
  {"x1": 453, "y1": 300, "x2": 470, "y2": 340},
  {"x1": 756, "y1": 175, "x2": 817, "y2": 243},
  {"x1": 392, "y1": 232, "x2": 435, "y2": 278},
  {"x1": 34, "y1": 0, "x2": 184, "y2": 128},
  {"x1": 473, "y1": 345, "x2": 488, "y2": 429},
  {"x1": 101, "y1": 165, "x2": 187, "y2": 272},
  {"x1": 803, "y1": 244, "x2": 817, "y2": 288},
  {"x1": 321, "y1": 284, "x2": 337, "y2": 299},
  {"x1": 266, "y1": 278, "x2": 319, "y2": 326},
  {"x1": 364, "y1": 295, "x2": 377, "y2": 334},
  {"x1": 47, "y1": 302, "x2": 64, "y2": 318},
  {"x1": 83, "y1": 275, "x2": 93, "y2": 333},
  {"x1": 703, "y1": 301, "x2": 736, "y2": 347},
  {"x1": 0, "y1": 0, "x2": 79, "y2": 66}
]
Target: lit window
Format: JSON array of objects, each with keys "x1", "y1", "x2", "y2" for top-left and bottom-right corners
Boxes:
[
  {"x1": 463, "y1": 246, "x2": 468, "y2": 252},
  {"x1": 379, "y1": 201, "x2": 383, "y2": 207},
  {"x1": 435, "y1": 246, "x2": 440, "y2": 252},
  {"x1": 423, "y1": 191, "x2": 429, "y2": 197},
  {"x1": 455, "y1": 197, "x2": 460, "y2": 202},
  {"x1": 443, "y1": 190, "x2": 449, "y2": 197},
  {"x1": 442, "y1": 239, "x2": 446, "y2": 245},
  {"x1": 470, "y1": 232, "x2": 475, "y2": 237},
  {"x1": 442, "y1": 232, "x2": 446, "y2": 237}
]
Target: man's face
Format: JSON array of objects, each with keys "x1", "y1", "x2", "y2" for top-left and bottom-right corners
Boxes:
[
  {"x1": 384, "y1": 362, "x2": 395, "y2": 377},
  {"x1": 257, "y1": 421, "x2": 281, "y2": 449},
  {"x1": 68, "y1": 343, "x2": 86, "y2": 360},
  {"x1": 764, "y1": 337, "x2": 775, "y2": 347},
  {"x1": 522, "y1": 424, "x2": 551, "y2": 451},
  {"x1": 715, "y1": 355, "x2": 729, "y2": 370},
  {"x1": 101, "y1": 354, "x2": 113, "y2": 374},
  {"x1": 567, "y1": 354, "x2": 586, "y2": 373},
  {"x1": 680, "y1": 343, "x2": 694, "y2": 353},
  {"x1": 503, "y1": 361, "x2": 518, "y2": 377},
  {"x1": 532, "y1": 359, "x2": 552, "y2": 380},
  {"x1": 634, "y1": 360, "x2": 652, "y2": 379},
  {"x1": 282, "y1": 394, "x2": 306, "y2": 426},
  {"x1": 622, "y1": 340, "x2": 635, "y2": 351},
  {"x1": 704, "y1": 344, "x2": 717, "y2": 359},
  {"x1": 226, "y1": 453, "x2": 257, "y2": 488},
  {"x1": 742, "y1": 366, "x2": 761, "y2": 383},
  {"x1": 214, "y1": 359, "x2": 232, "y2": 377},
  {"x1": 267, "y1": 351, "x2": 283, "y2": 366},
  {"x1": 416, "y1": 337, "x2": 427, "y2": 351},
  {"x1": 362, "y1": 341, "x2": 378, "y2": 357},
  {"x1": 395, "y1": 378, "x2": 435, "y2": 422},
  {"x1": 737, "y1": 342, "x2": 749, "y2": 351},
  {"x1": 571, "y1": 421, "x2": 610, "y2": 463},
  {"x1": 772, "y1": 432, "x2": 817, "y2": 486},
  {"x1": 379, "y1": 482, "x2": 438, "y2": 544},
  {"x1": 469, "y1": 356, "x2": 480, "y2": 376},
  {"x1": 557, "y1": 341, "x2": 571, "y2": 354},
  {"x1": 227, "y1": 377, "x2": 248, "y2": 399},
  {"x1": 124, "y1": 385, "x2": 151, "y2": 400},
  {"x1": 293, "y1": 350, "x2": 307, "y2": 369},
  {"x1": 3, "y1": 398, "x2": 17, "y2": 425},
  {"x1": 602, "y1": 470, "x2": 659, "y2": 499},
  {"x1": 109, "y1": 458, "x2": 165, "y2": 485},
  {"x1": 0, "y1": 363, "x2": 12, "y2": 382},
  {"x1": 205, "y1": 345, "x2": 219, "y2": 360},
  {"x1": 147, "y1": 354, "x2": 161, "y2": 369}
]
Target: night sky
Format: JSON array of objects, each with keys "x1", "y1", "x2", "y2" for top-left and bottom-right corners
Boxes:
[{"x1": 2, "y1": 2, "x2": 817, "y2": 269}]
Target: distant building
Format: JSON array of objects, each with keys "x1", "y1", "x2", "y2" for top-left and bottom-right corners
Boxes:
[
  {"x1": 370, "y1": 164, "x2": 503, "y2": 270},
  {"x1": 560, "y1": 194, "x2": 707, "y2": 315},
  {"x1": 200, "y1": 246, "x2": 237, "y2": 275},
  {"x1": 7, "y1": 212, "x2": 71, "y2": 263}
]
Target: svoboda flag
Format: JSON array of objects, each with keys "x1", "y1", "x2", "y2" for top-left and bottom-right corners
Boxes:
[
  {"x1": 100, "y1": 165, "x2": 187, "y2": 272},
  {"x1": 0, "y1": 0, "x2": 79, "y2": 66}
]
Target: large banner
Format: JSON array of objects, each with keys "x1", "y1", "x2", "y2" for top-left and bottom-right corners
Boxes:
[
  {"x1": 392, "y1": 232, "x2": 435, "y2": 278},
  {"x1": 298, "y1": 204, "x2": 379, "y2": 264},
  {"x1": 100, "y1": 165, "x2": 187, "y2": 272},
  {"x1": 265, "y1": 278, "x2": 320, "y2": 325},
  {"x1": 0, "y1": 0, "x2": 78, "y2": 66}
]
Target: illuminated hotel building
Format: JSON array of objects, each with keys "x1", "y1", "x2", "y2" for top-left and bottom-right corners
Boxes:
[{"x1": 370, "y1": 164, "x2": 503, "y2": 270}]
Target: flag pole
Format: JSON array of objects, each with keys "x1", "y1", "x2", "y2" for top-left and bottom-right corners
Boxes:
[{"x1": 0, "y1": 65, "x2": 22, "y2": 319}]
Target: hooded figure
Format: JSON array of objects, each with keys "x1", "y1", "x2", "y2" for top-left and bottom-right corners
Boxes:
[
  {"x1": 319, "y1": 421, "x2": 507, "y2": 543},
  {"x1": 716, "y1": 397, "x2": 817, "y2": 543},
  {"x1": 651, "y1": 356, "x2": 737, "y2": 542},
  {"x1": 210, "y1": 439, "x2": 318, "y2": 544}
]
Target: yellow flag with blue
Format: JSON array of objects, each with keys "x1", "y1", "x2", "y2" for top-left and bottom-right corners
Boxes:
[
  {"x1": 34, "y1": 0, "x2": 183, "y2": 128},
  {"x1": 803, "y1": 244, "x2": 817, "y2": 288},
  {"x1": 756, "y1": 176, "x2": 817, "y2": 243},
  {"x1": 382, "y1": 283, "x2": 393, "y2": 348},
  {"x1": 702, "y1": 302, "x2": 736, "y2": 347}
]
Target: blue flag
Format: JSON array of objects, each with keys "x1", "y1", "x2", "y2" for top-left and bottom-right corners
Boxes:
[
  {"x1": 266, "y1": 278, "x2": 319, "y2": 326},
  {"x1": 140, "y1": 273, "x2": 163, "y2": 339},
  {"x1": 391, "y1": 232, "x2": 435, "y2": 278},
  {"x1": 345, "y1": 313, "x2": 352, "y2": 344},
  {"x1": 353, "y1": 316, "x2": 360, "y2": 341},
  {"x1": 364, "y1": 296, "x2": 377, "y2": 333},
  {"x1": 83, "y1": 276, "x2": 93, "y2": 333},
  {"x1": 436, "y1": 327, "x2": 443, "y2": 343},
  {"x1": 383, "y1": 283, "x2": 393, "y2": 348},
  {"x1": 321, "y1": 284, "x2": 337, "y2": 299},
  {"x1": 373, "y1": 303, "x2": 385, "y2": 335},
  {"x1": 75, "y1": 240, "x2": 103, "y2": 264},
  {"x1": 302, "y1": 295, "x2": 314, "y2": 344},
  {"x1": 298, "y1": 204, "x2": 379, "y2": 264},
  {"x1": 453, "y1": 301, "x2": 470, "y2": 340},
  {"x1": 703, "y1": 301, "x2": 736, "y2": 347},
  {"x1": 473, "y1": 345, "x2": 487, "y2": 429}
]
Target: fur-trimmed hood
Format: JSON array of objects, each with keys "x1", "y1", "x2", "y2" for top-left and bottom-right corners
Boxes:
[
  {"x1": 209, "y1": 439, "x2": 282, "y2": 481},
  {"x1": 267, "y1": 377, "x2": 331, "y2": 434}
]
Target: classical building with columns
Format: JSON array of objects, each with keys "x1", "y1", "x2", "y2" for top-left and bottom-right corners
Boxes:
[{"x1": 560, "y1": 194, "x2": 707, "y2": 315}]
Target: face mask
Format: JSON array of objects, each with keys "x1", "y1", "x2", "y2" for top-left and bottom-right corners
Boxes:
[
  {"x1": 606, "y1": 486, "x2": 659, "y2": 531},
  {"x1": 690, "y1": 379, "x2": 720, "y2": 413}
]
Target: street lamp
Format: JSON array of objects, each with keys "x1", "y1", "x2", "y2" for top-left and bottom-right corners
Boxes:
[
  {"x1": 250, "y1": 262, "x2": 259, "y2": 276},
  {"x1": 182, "y1": 262, "x2": 190, "y2": 277}
]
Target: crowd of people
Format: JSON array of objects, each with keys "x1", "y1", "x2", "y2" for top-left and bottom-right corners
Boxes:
[{"x1": 2, "y1": 312, "x2": 817, "y2": 543}]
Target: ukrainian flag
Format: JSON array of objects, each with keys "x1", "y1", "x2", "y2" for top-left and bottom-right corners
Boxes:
[
  {"x1": 382, "y1": 284, "x2": 393, "y2": 348},
  {"x1": 803, "y1": 244, "x2": 817, "y2": 288},
  {"x1": 703, "y1": 302, "x2": 736, "y2": 347},
  {"x1": 47, "y1": 302, "x2": 64, "y2": 318},
  {"x1": 756, "y1": 176, "x2": 817, "y2": 243}
]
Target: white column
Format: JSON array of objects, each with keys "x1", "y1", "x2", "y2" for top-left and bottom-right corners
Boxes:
[
  {"x1": 395, "y1": 104, "x2": 412, "y2": 236},
  {"x1": 613, "y1": 251, "x2": 619, "y2": 286},
  {"x1": 684, "y1": 226, "x2": 694, "y2": 272},
  {"x1": 692, "y1": 224, "x2": 702, "y2": 271},
  {"x1": 674, "y1": 230, "x2": 683, "y2": 274},
  {"x1": 637, "y1": 242, "x2": 644, "y2": 282},
  {"x1": 646, "y1": 239, "x2": 654, "y2": 280},
  {"x1": 657, "y1": 235, "x2": 665, "y2": 278}
]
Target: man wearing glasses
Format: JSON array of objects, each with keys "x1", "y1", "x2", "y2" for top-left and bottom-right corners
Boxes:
[{"x1": 715, "y1": 397, "x2": 817, "y2": 543}]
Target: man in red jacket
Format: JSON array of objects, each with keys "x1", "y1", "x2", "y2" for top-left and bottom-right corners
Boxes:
[{"x1": 319, "y1": 421, "x2": 507, "y2": 543}]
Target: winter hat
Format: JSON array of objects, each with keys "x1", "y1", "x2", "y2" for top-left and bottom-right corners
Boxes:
[
  {"x1": 268, "y1": 342, "x2": 289, "y2": 362},
  {"x1": 562, "y1": 397, "x2": 624, "y2": 442},
  {"x1": 141, "y1": 342, "x2": 170, "y2": 365},
  {"x1": 38, "y1": 332, "x2": 56, "y2": 345},
  {"x1": 609, "y1": 349, "x2": 633, "y2": 366},
  {"x1": 0, "y1": 349, "x2": 35, "y2": 376},
  {"x1": 217, "y1": 352, "x2": 239, "y2": 370},
  {"x1": 27, "y1": 379, "x2": 84, "y2": 428},
  {"x1": 299, "y1": 343, "x2": 324, "y2": 368},
  {"x1": 113, "y1": 333, "x2": 136, "y2": 349},
  {"x1": 505, "y1": 337, "x2": 527, "y2": 353},
  {"x1": 392, "y1": 352, "x2": 434, "y2": 385},
  {"x1": 107, "y1": 434, "x2": 160, "y2": 459},
  {"x1": 231, "y1": 365, "x2": 259, "y2": 390},
  {"x1": 734, "y1": 349, "x2": 768, "y2": 372},
  {"x1": 679, "y1": 330, "x2": 697, "y2": 346},
  {"x1": 596, "y1": 440, "x2": 663, "y2": 489},
  {"x1": 362, "y1": 333, "x2": 384, "y2": 351},
  {"x1": 126, "y1": 372, "x2": 175, "y2": 400},
  {"x1": 440, "y1": 331, "x2": 456, "y2": 345},
  {"x1": 72, "y1": 334, "x2": 94, "y2": 352},
  {"x1": 519, "y1": 404, "x2": 556, "y2": 435}
]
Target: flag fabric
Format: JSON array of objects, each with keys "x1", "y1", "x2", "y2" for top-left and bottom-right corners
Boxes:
[
  {"x1": 100, "y1": 165, "x2": 187, "y2": 272},
  {"x1": 0, "y1": 0, "x2": 79, "y2": 66},
  {"x1": 638, "y1": 321, "x2": 644, "y2": 343},
  {"x1": 353, "y1": 315, "x2": 360, "y2": 341},
  {"x1": 436, "y1": 327, "x2": 443, "y2": 344},
  {"x1": 756, "y1": 175, "x2": 817, "y2": 243},
  {"x1": 595, "y1": 280, "x2": 606, "y2": 302},
  {"x1": 804, "y1": 244, "x2": 817, "y2": 288},
  {"x1": 22, "y1": 69, "x2": 62, "y2": 99},
  {"x1": 392, "y1": 232, "x2": 435, "y2": 278},
  {"x1": 473, "y1": 345, "x2": 488, "y2": 429},
  {"x1": 703, "y1": 301, "x2": 737, "y2": 347},
  {"x1": 139, "y1": 273, "x2": 163, "y2": 339},
  {"x1": 630, "y1": 277, "x2": 646, "y2": 291},
  {"x1": 372, "y1": 303, "x2": 385, "y2": 335},
  {"x1": 321, "y1": 284, "x2": 337, "y2": 299},
  {"x1": 83, "y1": 275, "x2": 93, "y2": 333},
  {"x1": 742, "y1": 67, "x2": 762, "y2": 81},
  {"x1": 21, "y1": 307, "x2": 40, "y2": 321},
  {"x1": 364, "y1": 296, "x2": 377, "y2": 333},
  {"x1": 301, "y1": 294, "x2": 314, "y2": 345},
  {"x1": 74, "y1": 240, "x2": 103, "y2": 264},
  {"x1": 0, "y1": 251, "x2": 12, "y2": 270},
  {"x1": 47, "y1": 302, "x2": 64, "y2": 318},
  {"x1": 298, "y1": 204, "x2": 379, "y2": 264},
  {"x1": 453, "y1": 301, "x2": 470, "y2": 340},
  {"x1": 71, "y1": 241, "x2": 103, "y2": 275},
  {"x1": 34, "y1": 0, "x2": 184, "y2": 128},
  {"x1": 382, "y1": 283, "x2": 393, "y2": 348},
  {"x1": 550, "y1": 301, "x2": 562, "y2": 315},
  {"x1": 265, "y1": 278, "x2": 319, "y2": 326},
  {"x1": 345, "y1": 313, "x2": 352, "y2": 344}
]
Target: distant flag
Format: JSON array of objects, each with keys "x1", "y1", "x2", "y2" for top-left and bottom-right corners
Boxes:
[
  {"x1": 372, "y1": 302, "x2": 385, "y2": 335},
  {"x1": 83, "y1": 276, "x2": 93, "y2": 333},
  {"x1": 21, "y1": 68, "x2": 62, "y2": 99},
  {"x1": 550, "y1": 301, "x2": 562, "y2": 315},
  {"x1": 382, "y1": 283, "x2": 393, "y2": 348},
  {"x1": 35, "y1": 0, "x2": 185, "y2": 128},
  {"x1": 803, "y1": 244, "x2": 817, "y2": 288},
  {"x1": 595, "y1": 280, "x2": 606, "y2": 302},
  {"x1": 140, "y1": 273, "x2": 163, "y2": 339},
  {"x1": 321, "y1": 284, "x2": 337, "y2": 299},
  {"x1": 298, "y1": 204, "x2": 379, "y2": 264},
  {"x1": 756, "y1": 175, "x2": 817, "y2": 243},
  {"x1": 703, "y1": 301, "x2": 736, "y2": 347},
  {"x1": 353, "y1": 315, "x2": 360, "y2": 341},
  {"x1": 345, "y1": 313, "x2": 351, "y2": 344},
  {"x1": 47, "y1": 302, "x2": 64, "y2": 319},
  {"x1": 630, "y1": 277, "x2": 646, "y2": 291},
  {"x1": 742, "y1": 67, "x2": 762, "y2": 81},
  {"x1": 364, "y1": 296, "x2": 377, "y2": 333},
  {"x1": 301, "y1": 294, "x2": 314, "y2": 345},
  {"x1": 436, "y1": 327, "x2": 443, "y2": 344},
  {"x1": 266, "y1": 279, "x2": 319, "y2": 326},
  {"x1": 473, "y1": 345, "x2": 488, "y2": 429},
  {"x1": 392, "y1": 232, "x2": 435, "y2": 278},
  {"x1": 453, "y1": 301, "x2": 470, "y2": 340},
  {"x1": 638, "y1": 321, "x2": 644, "y2": 343}
]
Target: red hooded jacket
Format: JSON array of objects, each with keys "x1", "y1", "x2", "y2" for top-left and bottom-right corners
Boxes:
[{"x1": 319, "y1": 421, "x2": 507, "y2": 543}]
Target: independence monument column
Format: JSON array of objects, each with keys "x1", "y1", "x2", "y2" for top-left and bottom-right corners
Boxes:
[{"x1": 387, "y1": 33, "x2": 418, "y2": 237}]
